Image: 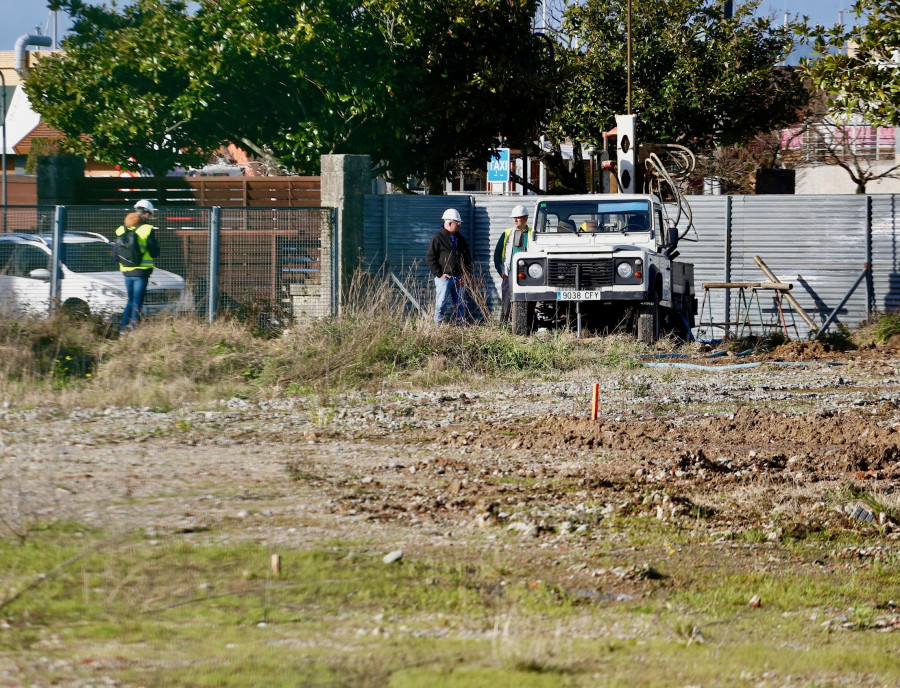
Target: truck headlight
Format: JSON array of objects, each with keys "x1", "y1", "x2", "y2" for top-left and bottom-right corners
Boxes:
[
  {"x1": 616, "y1": 262, "x2": 633, "y2": 278},
  {"x1": 527, "y1": 263, "x2": 544, "y2": 279}
]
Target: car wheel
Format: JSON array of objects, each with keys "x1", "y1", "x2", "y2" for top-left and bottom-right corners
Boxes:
[{"x1": 62, "y1": 299, "x2": 91, "y2": 319}]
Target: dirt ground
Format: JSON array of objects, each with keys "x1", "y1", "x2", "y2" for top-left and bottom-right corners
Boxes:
[
  {"x1": 2, "y1": 343, "x2": 900, "y2": 685},
  {"x1": 2, "y1": 343, "x2": 898, "y2": 551}
]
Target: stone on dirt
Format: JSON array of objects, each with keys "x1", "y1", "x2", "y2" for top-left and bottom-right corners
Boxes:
[{"x1": 382, "y1": 549, "x2": 403, "y2": 564}]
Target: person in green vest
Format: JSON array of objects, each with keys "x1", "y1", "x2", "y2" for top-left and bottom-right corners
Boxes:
[
  {"x1": 116, "y1": 199, "x2": 160, "y2": 333},
  {"x1": 493, "y1": 204, "x2": 531, "y2": 323}
]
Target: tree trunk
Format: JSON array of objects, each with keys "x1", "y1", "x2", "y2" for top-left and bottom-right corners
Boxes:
[
  {"x1": 535, "y1": 142, "x2": 588, "y2": 194},
  {"x1": 425, "y1": 168, "x2": 445, "y2": 195}
]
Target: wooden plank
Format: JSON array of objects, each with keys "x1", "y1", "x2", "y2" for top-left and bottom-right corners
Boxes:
[
  {"x1": 75, "y1": 175, "x2": 321, "y2": 207},
  {"x1": 703, "y1": 282, "x2": 792, "y2": 291},
  {"x1": 5, "y1": 176, "x2": 38, "y2": 205},
  {"x1": 752, "y1": 256, "x2": 817, "y2": 329}
]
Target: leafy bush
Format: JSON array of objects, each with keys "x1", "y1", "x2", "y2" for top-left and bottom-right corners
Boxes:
[
  {"x1": 0, "y1": 313, "x2": 103, "y2": 392},
  {"x1": 874, "y1": 312, "x2": 900, "y2": 345}
]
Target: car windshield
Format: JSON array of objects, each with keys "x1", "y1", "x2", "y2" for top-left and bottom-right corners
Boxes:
[
  {"x1": 535, "y1": 200, "x2": 651, "y2": 234},
  {"x1": 64, "y1": 243, "x2": 118, "y2": 273}
]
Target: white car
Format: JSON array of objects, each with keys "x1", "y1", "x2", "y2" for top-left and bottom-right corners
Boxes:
[{"x1": 0, "y1": 232, "x2": 186, "y2": 317}]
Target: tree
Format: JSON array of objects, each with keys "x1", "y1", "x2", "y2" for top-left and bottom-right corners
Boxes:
[
  {"x1": 28, "y1": 0, "x2": 554, "y2": 191},
  {"x1": 27, "y1": 0, "x2": 214, "y2": 174},
  {"x1": 538, "y1": 0, "x2": 809, "y2": 193},
  {"x1": 793, "y1": 96, "x2": 900, "y2": 194},
  {"x1": 801, "y1": 0, "x2": 900, "y2": 193},
  {"x1": 804, "y1": 0, "x2": 900, "y2": 128}
]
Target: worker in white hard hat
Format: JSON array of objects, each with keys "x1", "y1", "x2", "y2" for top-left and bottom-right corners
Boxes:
[
  {"x1": 426, "y1": 208, "x2": 473, "y2": 325},
  {"x1": 134, "y1": 199, "x2": 155, "y2": 219},
  {"x1": 116, "y1": 200, "x2": 160, "y2": 334},
  {"x1": 493, "y1": 204, "x2": 531, "y2": 323}
]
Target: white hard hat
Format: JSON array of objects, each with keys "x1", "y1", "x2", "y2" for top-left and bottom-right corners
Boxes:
[
  {"x1": 442, "y1": 208, "x2": 462, "y2": 223},
  {"x1": 134, "y1": 199, "x2": 155, "y2": 214},
  {"x1": 510, "y1": 204, "x2": 529, "y2": 218}
]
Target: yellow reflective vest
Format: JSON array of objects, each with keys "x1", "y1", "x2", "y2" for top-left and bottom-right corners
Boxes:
[{"x1": 115, "y1": 223, "x2": 157, "y2": 272}]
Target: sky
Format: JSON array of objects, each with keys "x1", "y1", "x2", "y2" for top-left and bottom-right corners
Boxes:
[
  {"x1": 757, "y1": 0, "x2": 850, "y2": 27},
  {"x1": 0, "y1": 0, "x2": 859, "y2": 51}
]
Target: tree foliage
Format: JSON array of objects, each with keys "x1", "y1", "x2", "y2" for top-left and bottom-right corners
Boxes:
[
  {"x1": 799, "y1": 0, "x2": 900, "y2": 192},
  {"x1": 540, "y1": 0, "x2": 809, "y2": 192},
  {"x1": 28, "y1": 0, "x2": 553, "y2": 189},
  {"x1": 28, "y1": 0, "x2": 209, "y2": 175},
  {"x1": 803, "y1": 0, "x2": 900, "y2": 128}
]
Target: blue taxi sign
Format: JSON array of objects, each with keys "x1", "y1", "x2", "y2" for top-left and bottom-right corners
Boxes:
[{"x1": 487, "y1": 148, "x2": 510, "y2": 183}]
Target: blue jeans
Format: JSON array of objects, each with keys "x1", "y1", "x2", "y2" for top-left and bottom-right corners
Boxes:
[
  {"x1": 434, "y1": 276, "x2": 465, "y2": 325},
  {"x1": 121, "y1": 273, "x2": 149, "y2": 332}
]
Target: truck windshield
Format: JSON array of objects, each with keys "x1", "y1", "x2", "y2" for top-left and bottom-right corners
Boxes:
[{"x1": 535, "y1": 200, "x2": 651, "y2": 234}]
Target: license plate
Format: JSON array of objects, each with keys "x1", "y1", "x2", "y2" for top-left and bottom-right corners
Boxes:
[{"x1": 557, "y1": 290, "x2": 603, "y2": 301}]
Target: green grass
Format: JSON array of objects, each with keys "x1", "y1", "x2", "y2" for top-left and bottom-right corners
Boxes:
[
  {"x1": 3, "y1": 521, "x2": 899, "y2": 687},
  {"x1": 0, "y1": 291, "x2": 643, "y2": 407},
  {"x1": 873, "y1": 312, "x2": 900, "y2": 344}
]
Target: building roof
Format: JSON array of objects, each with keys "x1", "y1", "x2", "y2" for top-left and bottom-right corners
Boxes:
[
  {"x1": 2, "y1": 48, "x2": 66, "y2": 154},
  {"x1": 13, "y1": 120, "x2": 64, "y2": 155},
  {"x1": 0, "y1": 49, "x2": 55, "y2": 87},
  {"x1": 1, "y1": 84, "x2": 14, "y2": 118},
  {"x1": 2, "y1": 84, "x2": 42, "y2": 154}
]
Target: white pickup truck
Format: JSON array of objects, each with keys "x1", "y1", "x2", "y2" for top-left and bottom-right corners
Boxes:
[{"x1": 508, "y1": 194, "x2": 696, "y2": 342}]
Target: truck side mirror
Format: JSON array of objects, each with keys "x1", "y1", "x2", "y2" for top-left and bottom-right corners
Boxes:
[
  {"x1": 512, "y1": 229, "x2": 525, "y2": 248},
  {"x1": 666, "y1": 226, "x2": 679, "y2": 247},
  {"x1": 29, "y1": 268, "x2": 51, "y2": 281}
]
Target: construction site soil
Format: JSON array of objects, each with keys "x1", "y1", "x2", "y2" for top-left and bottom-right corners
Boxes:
[
  {"x1": 4, "y1": 341, "x2": 900, "y2": 686},
  {"x1": 3, "y1": 342, "x2": 899, "y2": 545}
]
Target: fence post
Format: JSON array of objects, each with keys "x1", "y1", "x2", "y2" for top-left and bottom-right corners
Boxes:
[
  {"x1": 866, "y1": 195, "x2": 874, "y2": 315},
  {"x1": 320, "y1": 154, "x2": 372, "y2": 306},
  {"x1": 331, "y1": 207, "x2": 339, "y2": 316},
  {"x1": 468, "y1": 195, "x2": 476, "y2": 258},
  {"x1": 382, "y1": 195, "x2": 389, "y2": 268},
  {"x1": 49, "y1": 205, "x2": 66, "y2": 311},
  {"x1": 724, "y1": 195, "x2": 732, "y2": 335},
  {"x1": 208, "y1": 206, "x2": 220, "y2": 322}
]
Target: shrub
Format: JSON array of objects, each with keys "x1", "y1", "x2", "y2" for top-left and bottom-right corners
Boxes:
[{"x1": 874, "y1": 312, "x2": 900, "y2": 345}]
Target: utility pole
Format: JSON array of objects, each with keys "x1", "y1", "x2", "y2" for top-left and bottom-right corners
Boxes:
[
  {"x1": 626, "y1": 0, "x2": 632, "y2": 114},
  {"x1": 1, "y1": 69, "x2": 7, "y2": 231}
]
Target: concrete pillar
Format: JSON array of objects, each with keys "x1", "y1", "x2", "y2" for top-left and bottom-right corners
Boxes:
[
  {"x1": 320, "y1": 154, "x2": 372, "y2": 304},
  {"x1": 36, "y1": 155, "x2": 84, "y2": 205}
]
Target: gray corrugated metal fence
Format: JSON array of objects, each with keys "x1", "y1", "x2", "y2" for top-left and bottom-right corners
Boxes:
[{"x1": 363, "y1": 193, "x2": 900, "y2": 338}]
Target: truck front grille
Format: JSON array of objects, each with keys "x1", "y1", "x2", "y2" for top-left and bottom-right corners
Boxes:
[{"x1": 547, "y1": 259, "x2": 613, "y2": 289}]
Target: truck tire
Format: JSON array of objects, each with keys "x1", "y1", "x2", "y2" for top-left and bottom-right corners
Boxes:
[
  {"x1": 637, "y1": 313, "x2": 655, "y2": 344},
  {"x1": 674, "y1": 286, "x2": 695, "y2": 341},
  {"x1": 637, "y1": 299, "x2": 659, "y2": 344},
  {"x1": 511, "y1": 301, "x2": 532, "y2": 335}
]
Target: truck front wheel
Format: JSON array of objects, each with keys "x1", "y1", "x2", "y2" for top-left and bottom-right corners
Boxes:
[
  {"x1": 637, "y1": 300, "x2": 659, "y2": 344},
  {"x1": 511, "y1": 301, "x2": 534, "y2": 335}
]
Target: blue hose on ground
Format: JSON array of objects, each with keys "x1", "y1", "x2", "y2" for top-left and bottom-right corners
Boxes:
[
  {"x1": 644, "y1": 360, "x2": 844, "y2": 371},
  {"x1": 648, "y1": 348, "x2": 755, "y2": 360}
]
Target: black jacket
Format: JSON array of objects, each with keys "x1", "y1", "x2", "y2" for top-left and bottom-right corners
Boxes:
[{"x1": 426, "y1": 228, "x2": 473, "y2": 278}]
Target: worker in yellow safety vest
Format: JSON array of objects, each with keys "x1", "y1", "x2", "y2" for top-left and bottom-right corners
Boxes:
[
  {"x1": 115, "y1": 199, "x2": 160, "y2": 334},
  {"x1": 493, "y1": 204, "x2": 531, "y2": 323}
]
